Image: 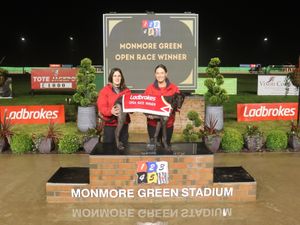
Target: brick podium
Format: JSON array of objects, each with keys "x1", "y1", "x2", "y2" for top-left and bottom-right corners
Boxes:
[{"x1": 46, "y1": 143, "x2": 256, "y2": 203}]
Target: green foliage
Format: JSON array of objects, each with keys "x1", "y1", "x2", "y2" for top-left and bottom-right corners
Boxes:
[
  {"x1": 183, "y1": 110, "x2": 202, "y2": 142},
  {"x1": 243, "y1": 125, "x2": 263, "y2": 137},
  {"x1": 204, "y1": 57, "x2": 229, "y2": 106},
  {"x1": 0, "y1": 68, "x2": 8, "y2": 76},
  {"x1": 10, "y1": 134, "x2": 33, "y2": 154},
  {"x1": 221, "y1": 128, "x2": 243, "y2": 152},
  {"x1": 72, "y1": 58, "x2": 98, "y2": 107},
  {"x1": 266, "y1": 130, "x2": 288, "y2": 151},
  {"x1": 58, "y1": 134, "x2": 80, "y2": 153}
]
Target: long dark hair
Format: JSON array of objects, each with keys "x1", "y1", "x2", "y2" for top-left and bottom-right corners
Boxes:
[
  {"x1": 153, "y1": 64, "x2": 170, "y2": 88},
  {"x1": 154, "y1": 64, "x2": 168, "y2": 73},
  {"x1": 108, "y1": 67, "x2": 127, "y2": 90}
]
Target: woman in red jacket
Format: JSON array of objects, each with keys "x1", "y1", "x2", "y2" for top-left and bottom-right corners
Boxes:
[
  {"x1": 97, "y1": 68, "x2": 131, "y2": 146},
  {"x1": 144, "y1": 64, "x2": 180, "y2": 147}
]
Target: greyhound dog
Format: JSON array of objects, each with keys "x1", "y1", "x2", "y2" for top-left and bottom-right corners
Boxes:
[
  {"x1": 99, "y1": 96, "x2": 127, "y2": 150},
  {"x1": 147, "y1": 92, "x2": 185, "y2": 152}
]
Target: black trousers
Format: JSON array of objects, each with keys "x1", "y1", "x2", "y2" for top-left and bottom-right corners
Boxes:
[
  {"x1": 147, "y1": 125, "x2": 174, "y2": 145},
  {"x1": 103, "y1": 124, "x2": 129, "y2": 146}
]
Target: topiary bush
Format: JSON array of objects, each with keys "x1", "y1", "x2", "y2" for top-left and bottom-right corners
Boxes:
[
  {"x1": 266, "y1": 130, "x2": 288, "y2": 151},
  {"x1": 204, "y1": 57, "x2": 229, "y2": 106},
  {"x1": 183, "y1": 110, "x2": 202, "y2": 142},
  {"x1": 10, "y1": 134, "x2": 33, "y2": 154},
  {"x1": 72, "y1": 58, "x2": 98, "y2": 107},
  {"x1": 58, "y1": 134, "x2": 80, "y2": 154},
  {"x1": 221, "y1": 128, "x2": 244, "y2": 152}
]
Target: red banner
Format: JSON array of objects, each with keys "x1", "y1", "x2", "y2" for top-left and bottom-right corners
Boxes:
[
  {"x1": 31, "y1": 68, "x2": 78, "y2": 90},
  {"x1": 237, "y1": 103, "x2": 298, "y2": 122},
  {"x1": 122, "y1": 94, "x2": 171, "y2": 116},
  {"x1": 0, "y1": 105, "x2": 65, "y2": 124}
]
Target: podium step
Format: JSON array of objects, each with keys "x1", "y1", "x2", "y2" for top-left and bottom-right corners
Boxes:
[
  {"x1": 213, "y1": 166, "x2": 255, "y2": 183},
  {"x1": 48, "y1": 167, "x2": 89, "y2": 184}
]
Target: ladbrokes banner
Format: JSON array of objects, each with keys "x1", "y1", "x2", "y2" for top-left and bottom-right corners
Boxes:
[
  {"x1": 0, "y1": 105, "x2": 65, "y2": 124},
  {"x1": 122, "y1": 94, "x2": 171, "y2": 116},
  {"x1": 31, "y1": 68, "x2": 78, "y2": 90},
  {"x1": 237, "y1": 103, "x2": 297, "y2": 122}
]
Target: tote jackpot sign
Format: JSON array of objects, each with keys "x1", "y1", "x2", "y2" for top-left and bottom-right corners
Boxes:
[{"x1": 103, "y1": 13, "x2": 198, "y2": 90}]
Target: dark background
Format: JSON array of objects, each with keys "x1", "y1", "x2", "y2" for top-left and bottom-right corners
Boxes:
[{"x1": 0, "y1": 1, "x2": 299, "y2": 67}]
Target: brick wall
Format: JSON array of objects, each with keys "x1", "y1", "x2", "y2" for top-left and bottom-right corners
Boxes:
[
  {"x1": 89, "y1": 154, "x2": 214, "y2": 187},
  {"x1": 46, "y1": 152, "x2": 257, "y2": 203}
]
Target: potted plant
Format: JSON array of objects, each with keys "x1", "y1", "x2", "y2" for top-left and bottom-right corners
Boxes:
[
  {"x1": 182, "y1": 110, "x2": 202, "y2": 142},
  {"x1": 287, "y1": 121, "x2": 300, "y2": 151},
  {"x1": 10, "y1": 134, "x2": 33, "y2": 154},
  {"x1": 35, "y1": 121, "x2": 61, "y2": 154},
  {"x1": 204, "y1": 57, "x2": 229, "y2": 130},
  {"x1": 243, "y1": 125, "x2": 264, "y2": 152},
  {"x1": 266, "y1": 130, "x2": 288, "y2": 152},
  {"x1": 58, "y1": 134, "x2": 81, "y2": 154},
  {"x1": 221, "y1": 128, "x2": 244, "y2": 153},
  {"x1": 0, "y1": 110, "x2": 14, "y2": 152},
  {"x1": 72, "y1": 58, "x2": 98, "y2": 132},
  {"x1": 82, "y1": 118, "x2": 104, "y2": 153},
  {"x1": 199, "y1": 115, "x2": 222, "y2": 153}
]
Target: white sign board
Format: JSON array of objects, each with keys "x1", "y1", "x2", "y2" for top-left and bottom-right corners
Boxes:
[{"x1": 257, "y1": 75, "x2": 298, "y2": 95}]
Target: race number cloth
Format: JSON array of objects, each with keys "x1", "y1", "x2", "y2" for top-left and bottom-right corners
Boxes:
[
  {"x1": 122, "y1": 94, "x2": 171, "y2": 117},
  {"x1": 136, "y1": 161, "x2": 169, "y2": 185}
]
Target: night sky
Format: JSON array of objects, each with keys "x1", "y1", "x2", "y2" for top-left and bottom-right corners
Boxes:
[{"x1": 0, "y1": 1, "x2": 299, "y2": 67}]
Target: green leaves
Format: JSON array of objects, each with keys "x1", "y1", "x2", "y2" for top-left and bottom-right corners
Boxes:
[
  {"x1": 72, "y1": 57, "x2": 98, "y2": 107},
  {"x1": 183, "y1": 110, "x2": 202, "y2": 142},
  {"x1": 204, "y1": 57, "x2": 229, "y2": 106}
]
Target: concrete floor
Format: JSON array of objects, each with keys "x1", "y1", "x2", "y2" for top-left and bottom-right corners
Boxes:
[{"x1": 0, "y1": 152, "x2": 300, "y2": 225}]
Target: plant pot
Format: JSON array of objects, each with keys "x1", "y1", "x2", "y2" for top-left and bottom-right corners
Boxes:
[
  {"x1": 77, "y1": 106, "x2": 97, "y2": 132},
  {"x1": 83, "y1": 136, "x2": 99, "y2": 153},
  {"x1": 205, "y1": 106, "x2": 223, "y2": 131},
  {"x1": 288, "y1": 135, "x2": 300, "y2": 151},
  {"x1": 244, "y1": 135, "x2": 264, "y2": 152},
  {"x1": 38, "y1": 138, "x2": 55, "y2": 154},
  {"x1": 0, "y1": 137, "x2": 8, "y2": 152},
  {"x1": 203, "y1": 135, "x2": 221, "y2": 153}
]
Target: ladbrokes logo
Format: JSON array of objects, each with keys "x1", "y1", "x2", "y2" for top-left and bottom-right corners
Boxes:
[
  {"x1": 0, "y1": 105, "x2": 65, "y2": 124},
  {"x1": 243, "y1": 106, "x2": 295, "y2": 117},
  {"x1": 8, "y1": 108, "x2": 58, "y2": 120},
  {"x1": 237, "y1": 103, "x2": 297, "y2": 122}
]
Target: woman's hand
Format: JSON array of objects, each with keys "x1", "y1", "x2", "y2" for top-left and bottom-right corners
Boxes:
[{"x1": 111, "y1": 105, "x2": 120, "y2": 116}]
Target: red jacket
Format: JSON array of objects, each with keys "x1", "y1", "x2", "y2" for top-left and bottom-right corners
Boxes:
[
  {"x1": 144, "y1": 79, "x2": 180, "y2": 128},
  {"x1": 97, "y1": 84, "x2": 131, "y2": 126}
]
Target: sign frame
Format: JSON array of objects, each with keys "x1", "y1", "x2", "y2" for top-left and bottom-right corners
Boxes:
[{"x1": 103, "y1": 13, "x2": 199, "y2": 91}]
